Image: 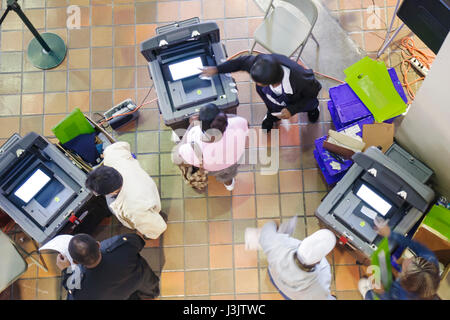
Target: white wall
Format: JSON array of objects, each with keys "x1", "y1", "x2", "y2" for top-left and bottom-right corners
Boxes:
[{"x1": 395, "y1": 34, "x2": 450, "y2": 199}]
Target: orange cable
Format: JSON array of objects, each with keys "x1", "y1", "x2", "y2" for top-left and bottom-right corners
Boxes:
[{"x1": 398, "y1": 37, "x2": 435, "y2": 101}]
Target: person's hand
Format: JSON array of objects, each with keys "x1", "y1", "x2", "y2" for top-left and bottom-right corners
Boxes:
[
  {"x1": 56, "y1": 253, "x2": 71, "y2": 271},
  {"x1": 199, "y1": 67, "x2": 218, "y2": 77},
  {"x1": 375, "y1": 224, "x2": 391, "y2": 238},
  {"x1": 372, "y1": 286, "x2": 385, "y2": 295},
  {"x1": 280, "y1": 108, "x2": 292, "y2": 119}
]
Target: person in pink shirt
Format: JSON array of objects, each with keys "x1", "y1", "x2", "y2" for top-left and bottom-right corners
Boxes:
[{"x1": 177, "y1": 104, "x2": 249, "y2": 191}]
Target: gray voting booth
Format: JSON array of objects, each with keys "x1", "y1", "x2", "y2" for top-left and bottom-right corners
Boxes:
[
  {"x1": 140, "y1": 18, "x2": 239, "y2": 130},
  {"x1": 316, "y1": 144, "x2": 435, "y2": 264},
  {"x1": 0, "y1": 133, "x2": 95, "y2": 244}
]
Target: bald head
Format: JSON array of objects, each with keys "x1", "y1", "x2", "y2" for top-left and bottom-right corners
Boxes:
[{"x1": 68, "y1": 234, "x2": 101, "y2": 267}]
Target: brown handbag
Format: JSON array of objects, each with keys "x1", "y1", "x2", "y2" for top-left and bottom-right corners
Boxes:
[{"x1": 176, "y1": 124, "x2": 209, "y2": 191}]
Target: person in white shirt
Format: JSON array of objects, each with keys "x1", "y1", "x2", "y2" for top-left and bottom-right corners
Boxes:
[
  {"x1": 259, "y1": 221, "x2": 336, "y2": 300},
  {"x1": 85, "y1": 142, "x2": 167, "y2": 239}
]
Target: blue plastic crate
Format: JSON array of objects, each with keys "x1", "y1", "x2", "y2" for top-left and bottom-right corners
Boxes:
[
  {"x1": 314, "y1": 135, "x2": 353, "y2": 177},
  {"x1": 328, "y1": 68, "x2": 408, "y2": 128},
  {"x1": 329, "y1": 84, "x2": 372, "y2": 126},
  {"x1": 327, "y1": 100, "x2": 345, "y2": 130},
  {"x1": 388, "y1": 68, "x2": 408, "y2": 104},
  {"x1": 338, "y1": 115, "x2": 375, "y2": 137},
  {"x1": 314, "y1": 149, "x2": 347, "y2": 185}
]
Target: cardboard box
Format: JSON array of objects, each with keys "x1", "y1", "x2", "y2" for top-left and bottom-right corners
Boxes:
[{"x1": 362, "y1": 123, "x2": 394, "y2": 153}]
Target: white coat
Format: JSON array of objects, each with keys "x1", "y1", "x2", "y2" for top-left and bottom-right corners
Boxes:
[
  {"x1": 103, "y1": 142, "x2": 166, "y2": 239},
  {"x1": 259, "y1": 221, "x2": 335, "y2": 300}
]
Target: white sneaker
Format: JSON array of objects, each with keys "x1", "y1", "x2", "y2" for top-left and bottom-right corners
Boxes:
[
  {"x1": 224, "y1": 178, "x2": 235, "y2": 191},
  {"x1": 358, "y1": 278, "x2": 373, "y2": 299}
]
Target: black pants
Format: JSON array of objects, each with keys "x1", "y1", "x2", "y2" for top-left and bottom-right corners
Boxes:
[{"x1": 258, "y1": 94, "x2": 319, "y2": 130}]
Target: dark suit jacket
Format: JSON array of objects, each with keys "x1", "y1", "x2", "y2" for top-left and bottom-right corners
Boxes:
[{"x1": 216, "y1": 53, "x2": 322, "y2": 115}]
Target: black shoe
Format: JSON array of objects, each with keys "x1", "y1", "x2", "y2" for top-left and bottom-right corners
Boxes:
[
  {"x1": 152, "y1": 286, "x2": 160, "y2": 298},
  {"x1": 261, "y1": 116, "x2": 274, "y2": 132},
  {"x1": 307, "y1": 107, "x2": 320, "y2": 123},
  {"x1": 159, "y1": 211, "x2": 168, "y2": 222}
]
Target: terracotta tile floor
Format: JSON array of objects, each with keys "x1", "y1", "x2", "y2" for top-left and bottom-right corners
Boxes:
[{"x1": 0, "y1": 0, "x2": 429, "y2": 300}]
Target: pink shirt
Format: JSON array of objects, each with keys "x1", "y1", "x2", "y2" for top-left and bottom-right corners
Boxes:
[{"x1": 178, "y1": 116, "x2": 249, "y2": 171}]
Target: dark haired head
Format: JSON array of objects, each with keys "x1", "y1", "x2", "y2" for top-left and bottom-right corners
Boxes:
[
  {"x1": 85, "y1": 165, "x2": 123, "y2": 195},
  {"x1": 68, "y1": 234, "x2": 101, "y2": 267},
  {"x1": 250, "y1": 55, "x2": 283, "y2": 86},
  {"x1": 400, "y1": 257, "x2": 440, "y2": 299},
  {"x1": 199, "y1": 104, "x2": 228, "y2": 134}
]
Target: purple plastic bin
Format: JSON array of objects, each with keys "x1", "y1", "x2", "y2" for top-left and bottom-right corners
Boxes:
[
  {"x1": 328, "y1": 68, "x2": 408, "y2": 128},
  {"x1": 388, "y1": 68, "x2": 408, "y2": 104},
  {"x1": 338, "y1": 115, "x2": 375, "y2": 137},
  {"x1": 314, "y1": 135, "x2": 353, "y2": 177},
  {"x1": 314, "y1": 149, "x2": 347, "y2": 185},
  {"x1": 329, "y1": 84, "x2": 372, "y2": 126},
  {"x1": 327, "y1": 100, "x2": 344, "y2": 130}
]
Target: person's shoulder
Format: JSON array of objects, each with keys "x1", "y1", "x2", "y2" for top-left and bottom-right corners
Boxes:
[
  {"x1": 228, "y1": 115, "x2": 248, "y2": 128},
  {"x1": 102, "y1": 234, "x2": 141, "y2": 253}
]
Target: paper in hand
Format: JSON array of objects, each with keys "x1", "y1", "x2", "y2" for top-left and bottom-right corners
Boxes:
[
  {"x1": 39, "y1": 235, "x2": 75, "y2": 265},
  {"x1": 278, "y1": 216, "x2": 298, "y2": 236},
  {"x1": 244, "y1": 228, "x2": 262, "y2": 251}
]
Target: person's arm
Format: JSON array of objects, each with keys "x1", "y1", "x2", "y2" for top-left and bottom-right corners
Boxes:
[
  {"x1": 389, "y1": 232, "x2": 438, "y2": 266},
  {"x1": 103, "y1": 141, "x2": 133, "y2": 161},
  {"x1": 123, "y1": 233, "x2": 146, "y2": 252},
  {"x1": 376, "y1": 225, "x2": 438, "y2": 266},
  {"x1": 131, "y1": 209, "x2": 167, "y2": 240},
  {"x1": 216, "y1": 55, "x2": 256, "y2": 74},
  {"x1": 177, "y1": 143, "x2": 202, "y2": 167},
  {"x1": 285, "y1": 82, "x2": 321, "y2": 116},
  {"x1": 102, "y1": 233, "x2": 146, "y2": 254},
  {"x1": 200, "y1": 55, "x2": 256, "y2": 77},
  {"x1": 285, "y1": 69, "x2": 321, "y2": 116},
  {"x1": 286, "y1": 94, "x2": 315, "y2": 116},
  {"x1": 259, "y1": 221, "x2": 278, "y2": 251},
  {"x1": 259, "y1": 221, "x2": 300, "y2": 257}
]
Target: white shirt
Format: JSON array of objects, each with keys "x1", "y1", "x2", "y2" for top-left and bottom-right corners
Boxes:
[
  {"x1": 259, "y1": 221, "x2": 335, "y2": 300},
  {"x1": 103, "y1": 142, "x2": 167, "y2": 239},
  {"x1": 269, "y1": 83, "x2": 283, "y2": 96},
  {"x1": 265, "y1": 66, "x2": 293, "y2": 106}
]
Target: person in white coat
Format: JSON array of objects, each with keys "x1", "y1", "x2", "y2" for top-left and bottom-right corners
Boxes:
[
  {"x1": 85, "y1": 141, "x2": 167, "y2": 239},
  {"x1": 259, "y1": 221, "x2": 336, "y2": 300}
]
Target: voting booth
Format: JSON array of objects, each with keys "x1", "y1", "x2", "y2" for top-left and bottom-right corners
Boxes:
[
  {"x1": 0, "y1": 115, "x2": 115, "y2": 244},
  {"x1": 316, "y1": 144, "x2": 435, "y2": 264},
  {"x1": 140, "y1": 18, "x2": 239, "y2": 130},
  {"x1": 0, "y1": 132, "x2": 92, "y2": 244}
]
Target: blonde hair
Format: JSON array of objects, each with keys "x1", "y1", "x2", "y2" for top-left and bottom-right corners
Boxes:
[{"x1": 399, "y1": 257, "x2": 440, "y2": 299}]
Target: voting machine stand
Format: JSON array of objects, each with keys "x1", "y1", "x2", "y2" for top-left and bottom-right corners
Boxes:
[
  {"x1": 316, "y1": 144, "x2": 435, "y2": 265},
  {"x1": 140, "y1": 17, "x2": 239, "y2": 131},
  {"x1": 0, "y1": 116, "x2": 116, "y2": 245}
]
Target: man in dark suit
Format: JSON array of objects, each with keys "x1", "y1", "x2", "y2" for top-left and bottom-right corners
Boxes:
[
  {"x1": 201, "y1": 53, "x2": 322, "y2": 131},
  {"x1": 56, "y1": 233, "x2": 160, "y2": 300}
]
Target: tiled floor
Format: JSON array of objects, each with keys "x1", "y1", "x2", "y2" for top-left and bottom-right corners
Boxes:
[{"x1": 0, "y1": 0, "x2": 431, "y2": 300}]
